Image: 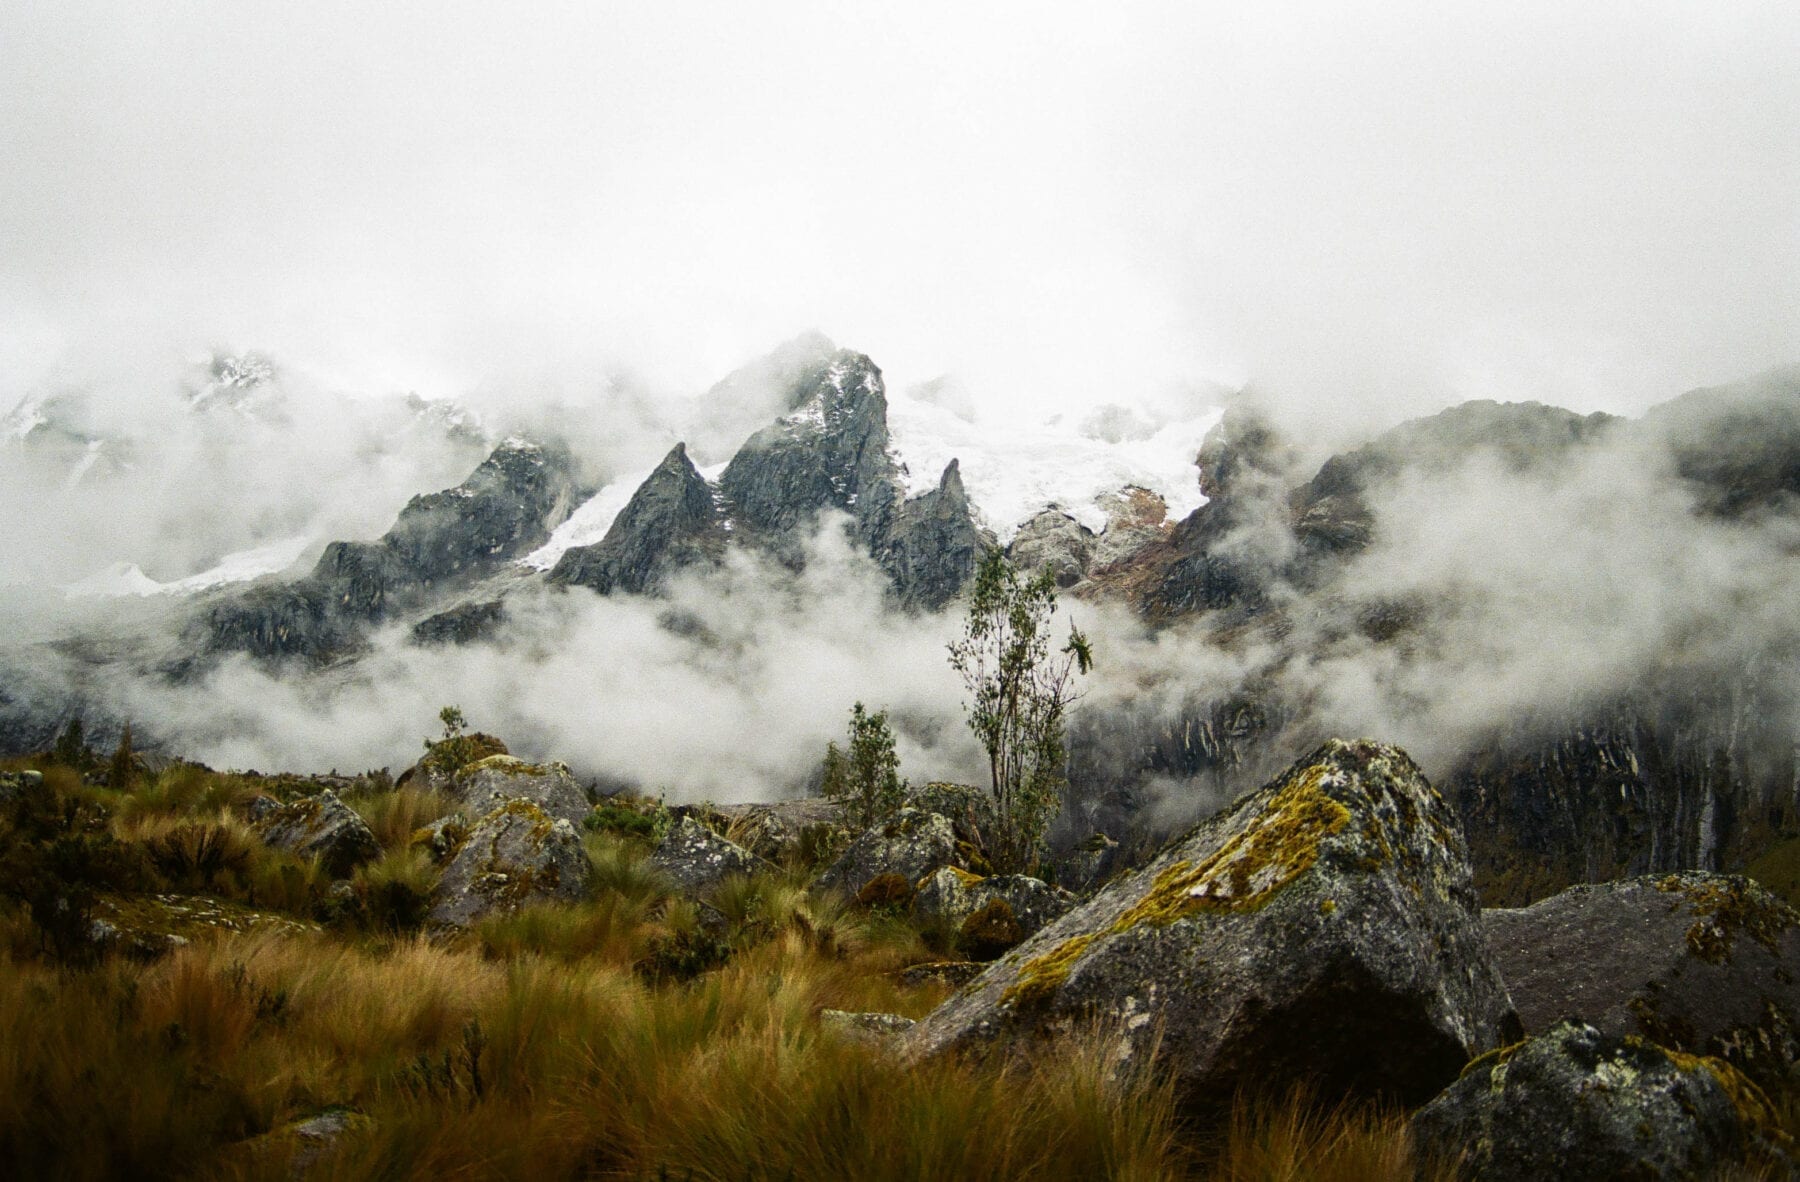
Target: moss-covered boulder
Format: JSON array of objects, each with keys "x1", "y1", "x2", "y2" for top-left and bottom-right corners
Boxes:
[
  {"x1": 1410, "y1": 1021, "x2": 1788, "y2": 1181},
  {"x1": 913, "y1": 868, "x2": 1074, "y2": 956},
  {"x1": 400, "y1": 731, "x2": 510, "y2": 792},
  {"x1": 251, "y1": 788, "x2": 380, "y2": 876},
  {"x1": 900, "y1": 739, "x2": 1520, "y2": 1110},
  {"x1": 649, "y1": 816, "x2": 768, "y2": 896},
  {"x1": 428, "y1": 800, "x2": 589, "y2": 928},
  {"x1": 1484, "y1": 872, "x2": 1800, "y2": 1092},
  {"x1": 815, "y1": 808, "x2": 957, "y2": 898},
  {"x1": 451, "y1": 754, "x2": 590, "y2": 828}
]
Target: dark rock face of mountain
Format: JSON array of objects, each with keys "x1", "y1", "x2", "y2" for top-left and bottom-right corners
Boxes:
[
  {"x1": 717, "y1": 346, "x2": 902, "y2": 557},
  {"x1": 201, "y1": 438, "x2": 579, "y2": 663},
  {"x1": 1647, "y1": 365, "x2": 1800, "y2": 518},
  {"x1": 551, "y1": 443, "x2": 725, "y2": 595},
  {"x1": 561, "y1": 338, "x2": 992, "y2": 609},
  {"x1": 873, "y1": 459, "x2": 992, "y2": 611}
]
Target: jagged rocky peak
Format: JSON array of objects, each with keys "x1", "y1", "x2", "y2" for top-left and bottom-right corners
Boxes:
[
  {"x1": 1645, "y1": 364, "x2": 1800, "y2": 518},
  {"x1": 200, "y1": 435, "x2": 580, "y2": 661},
  {"x1": 550, "y1": 441, "x2": 726, "y2": 595},
  {"x1": 717, "y1": 346, "x2": 899, "y2": 546},
  {"x1": 875, "y1": 458, "x2": 996, "y2": 611}
]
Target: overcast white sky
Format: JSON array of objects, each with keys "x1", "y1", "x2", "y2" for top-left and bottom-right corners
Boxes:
[{"x1": 3, "y1": 1, "x2": 1797, "y2": 426}]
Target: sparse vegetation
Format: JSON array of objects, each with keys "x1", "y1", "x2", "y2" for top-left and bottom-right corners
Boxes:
[
  {"x1": 821, "y1": 701, "x2": 907, "y2": 830},
  {"x1": 949, "y1": 548, "x2": 1093, "y2": 874}
]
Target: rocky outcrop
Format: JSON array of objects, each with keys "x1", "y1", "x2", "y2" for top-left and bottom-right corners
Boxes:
[
  {"x1": 410, "y1": 599, "x2": 505, "y2": 646},
  {"x1": 913, "y1": 869, "x2": 1073, "y2": 956},
  {"x1": 451, "y1": 755, "x2": 591, "y2": 829},
  {"x1": 718, "y1": 347, "x2": 899, "y2": 558},
  {"x1": 428, "y1": 800, "x2": 590, "y2": 927},
  {"x1": 874, "y1": 460, "x2": 995, "y2": 611},
  {"x1": 820, "y1": 1009, "x2": 916, "y2": 1047},
  {"x1": 201, "y1": 438, "x2": 580, "y2": 663},
  {"x1": 1646, "y1": 365, "x2": 1800, "y2": 519},
  {"x1": 814, "y1": 808, "x2": 958, "y2": 898},
  {"x1": 1410, "y1": 1021, "x2": 1785, "y2": 1181},
  {"x1": 551, "y1": 443, "x2": 726, "y2": 594},
  {"x1": 649, "y1": 816, "x2": 767, "y2": 895},
  {"x1": 1485, "y1": 872, "x2": 1800, "y2": 1090},
  {"x1": 398, "y1": 732, "x2": 510, "y2": 793},
  {"x1": 251, "y1": 789, "x2": 380, "y2": 876},
  {"x1": 901, "y1": 740, "x2": 1520, "y2": 1109},
  {"x1": 1007, "y1": 509, "x2": 1095, "y2": 589}
]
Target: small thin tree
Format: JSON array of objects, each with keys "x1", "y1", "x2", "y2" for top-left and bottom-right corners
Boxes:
[
  {"x1": 821, "y1": 702, "x2": 907, "y2": 831},
  {"x1": 949, "y1": 549, "x2": 1092, "y2": 874}
]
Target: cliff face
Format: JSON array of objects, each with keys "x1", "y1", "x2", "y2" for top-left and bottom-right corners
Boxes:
[
  {"x1": 1067, "y1": 375, "x2": 1800, "y2": 902},
  {"x1": 199, "y1": 438, "x2": 580, "y2": 663},
  {"x1": 555, "y1": 337, "x2": 993, "y2": 610},
  {"x1": 550, "y1": 443, "x2": 725, "y2": 596}
]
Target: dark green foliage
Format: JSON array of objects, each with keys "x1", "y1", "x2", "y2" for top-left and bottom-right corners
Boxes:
[
  {"x1": 948, "y1": 550, "x2": 1093, "y2": 874},
  {"x1": 585, "y1": 801, "x2": 666, "y2": 840},
  {"x1": 0, "y1": 774, "x2": 147, "y2": 964},
  {"x1": 109, "y1": 722, "x2": 137, "y2": 791},
  {"x1": 820, "y1": 702, "x2": 907, "y2": 832},
  {"x1": 52, "y1": 718, "x2": 92, "y2": 770},
  {"x1": 144, "y1": 823, "x2": 254, "y2": 893}
]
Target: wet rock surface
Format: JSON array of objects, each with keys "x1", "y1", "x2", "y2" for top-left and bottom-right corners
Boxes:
[
  {"x1": 428, "y1": 800, "x2": 590, "y2": 928},
  {"x1": 452, "y1": 755, "x2": 591, "y2": 829},
  {"x1": 1485, "y1": 872, "x2": 1800, "y2": 1090},
  {"x1": 1410, "y1": 1020, "x2": 1786, "y2": 1181},
  {"x1": 251, "y1": 788, "x2": 380, "y2": 876},
  {"x1": 649, "y1": 815, "x2": 767, "y2": 895},
  {"x1": 912, "y1": 869, "x2": 1074, "y2": 955},
  {"x1": 551, "y1": 442, "x2": 726, "y2": 595},
  {"x1": 901, "y1": 739, "x2": 1520, "y2": 1110},
  {"x1": 814, "y1": 808, "x2": 958, "y2": 898}
]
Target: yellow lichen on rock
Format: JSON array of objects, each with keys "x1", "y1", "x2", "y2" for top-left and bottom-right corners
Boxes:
[
  {"x1": 1003, "y1": 933, "x2": 1097, "y2": 1008},
  {"x1": 1113, "y1": 763, "x2": 1351, "y2": 928}
]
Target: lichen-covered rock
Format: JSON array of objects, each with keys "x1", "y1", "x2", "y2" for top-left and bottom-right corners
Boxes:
[
  {"x1": 0, "y1": 768, "x2": 43, "y2": 804},
  {"x1": 452, "y1": 754, "x2": 591, "y2": 828},
  {"x1": 90, "y1": 892, "x2": 318, "y2": 957},
  {"x1": 252, "y1": 789, "x2": 381, "y2": 876},
  {"x1": 1410, "y1": 1021, "x2": 1787, "y2": 1181},
  {"x1": 913, "y1": 868, "x2": 1074, "y2": 954},
  {"x1": 411, "y1": 813, "x2": 471, "y2": 862},
  {"x1": 895, "y1": 961, "x2": 987, "y2": 990},
  {"x1": 400, "y1": 731, "x2": 510, "y2": 793},
  {"x1": 820, "y1": 1009, "x2": 917, "y2": 1047},
  {"x1": 815, "y1": 808, "x2": 958, "y2": 898},
  {"x1": 1484, "y1": 872, "x2": 1800, "y2": 1091},
  {"x1": 716, "y1": 798, "x2": 843, "y2": 865},
  {"x1": 649, "y1": 816, "x2": 767, "y2": 896},
  {"x1": 428, "y1": 800, "x2": 590, "y2": 928},
  {"x1": 900, "y1": 739, "x2": 1521, "y2": 1109}
]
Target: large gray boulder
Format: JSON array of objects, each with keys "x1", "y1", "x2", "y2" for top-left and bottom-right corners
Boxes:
[
  {"x1": 913, "y1": 869, "x2": 1074, "y2": 956},
  {"x1": 1410, "y1": 1021, "x2": 1785, "y2": 1181},
  {"x1": 252, "y1": 789, "x2": 380, "y2": 876},
  {"x1": 1484, "y1": 872, "x2": 1800, "y2": 1091},
  {"x1": 428, "y1": 800, "x2": 590, "y2": 927},
  {"x1": 901, "y1": 739, "x2": 1520, "y2": 1109},
  {"x1": 649, "y1": 816, "x2": 767, "y2": 895},
  {"x1": 814, "y1": 808, "x2": 958, "y2": 898},
  {"x1": 452, "y1": 755, "x2": 591, "y2": 829}
]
